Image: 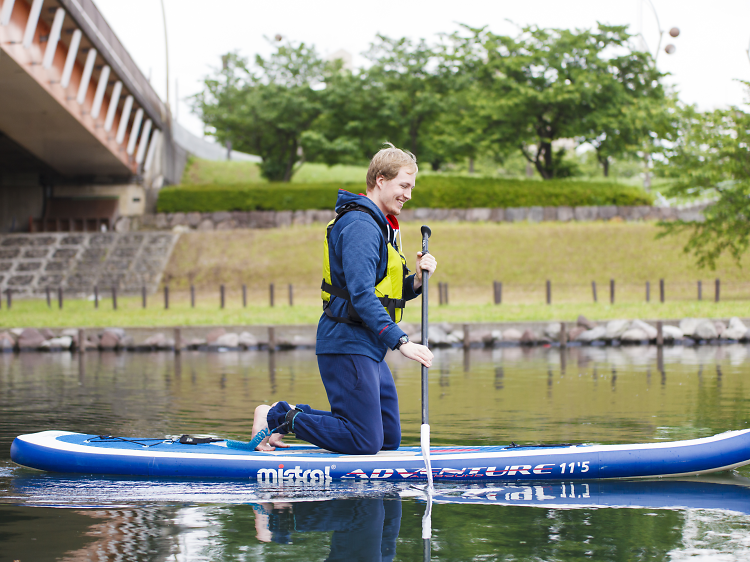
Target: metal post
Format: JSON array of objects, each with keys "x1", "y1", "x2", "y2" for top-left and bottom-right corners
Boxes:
[
  {"x1": 78, "y1": 328, "x2": 85, "y2": 353},
  {"x1": 289, "y1": 284, "x2": 293, "y2": 306},
  {"x1": 546, "y1": 280, "x2": 551, "y2": 305},
  {"x1": 174, "y1": 327, "x2": 181, "y2": 354},
  {"x1": 444, "y1": 283, "x2": 449, "y2": 305},
  {"x1": 220, "y1": 284, "x2": 225, "y2": 309},
  {"x1": 190, "y1": 285, "x2": 195, "y2": 308},
  {"x1": 715, "y1": 279, "x2": 720, "y2": 302},
  {"x1": 560, "y1": 322, "x2": 567, "y2": 347},
  {"x1": 646, "y1": 281, "x2": 650, "y2": 302},
  {"x1": 242, "y1": 284, "x2": 247, "y2": 307},
  {"x1": 656, "y1": 321, "x2": 663, "y2": 347},
  {"x1": 438, "y1": 282, "x2": 443, "y2": 306},
  {"x1": 268, "y1": 326, "x2": 276, "y2": 351},
  {"x1": 610, "y1": 279, "x2": 615, "y2": 304},
  {"x1": 5, "y1": 289, "x2": 10, "y2": 309},
  {"x1": 660, "y1": 278, "x2": 665, "y2": 303},
  {"x1": 58, "y1": 286, "x2": 63, "y2": 309},
  {"x1": 269, "y1": 283, "x2": 275, "y2": 307},
  {"x1": 46, "y1": 286, "x2": 51, "y2": 308},
  {"x1": 493, "y1": 281, "x2": 502, "y2": 305},
  {"x1": 112, "y1": 286, "x2": 117, "y2": 310},
  {"x1": 463, "y1": 323, "x2": 470, "y2": 350},
  {"x1": 142, "y1": 286, "x2": 147, "y2": 308},
  {"x1": 592, "y1": 281, "x2": 597, "y2": 303},
  {"x1": 698, "y1": 280, "x2": 702, "y2": 301},
  {"x1": 94, "y1": 285, "x2": 98, "y2": 309},
  {"x1": 164, "y1": 285, "x2": 169, "y2": 309}
]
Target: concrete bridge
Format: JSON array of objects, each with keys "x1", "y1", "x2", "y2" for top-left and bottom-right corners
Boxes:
[{"x1": 0, "y1": 0, "x2": 233, "y2": 234}]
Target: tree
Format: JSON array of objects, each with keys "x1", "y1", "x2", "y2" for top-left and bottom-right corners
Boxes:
[
  {"x1": 449, "y1": 24, "x2": 670, "y2": 179},
  {"x1": 304, "y1": 35, "x2": 466, "y2": 171},
  {"x1": 193, "y1": 42, "x2": 327, "y2": 182},
  {"x1": 657, "y1": 102, "x2": 750, "y2": 269}
]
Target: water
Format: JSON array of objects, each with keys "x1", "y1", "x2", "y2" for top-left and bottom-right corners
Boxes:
[{"x1": 2, "y1": 345, "x2": 750, "y2": 561}]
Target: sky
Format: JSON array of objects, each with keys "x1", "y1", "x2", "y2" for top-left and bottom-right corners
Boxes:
[{"x1": 97, "y1": 0, "x2": 750, "y2": 140}]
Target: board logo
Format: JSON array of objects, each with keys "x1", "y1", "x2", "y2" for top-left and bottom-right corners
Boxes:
[
  {"x1": 341, "y1": 464, "x2": 561, "y2": 480},
  {"x1": 256, "y1": 464, "x2": 332, "y2": 483}
]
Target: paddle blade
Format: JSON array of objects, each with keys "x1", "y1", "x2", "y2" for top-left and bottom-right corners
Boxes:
[
  {"x1": 421, "y1": 423, "x2": 434, "y2": 491},
  {"x1": 421, "y1": 491, "x2": 433, "y2": 540}
]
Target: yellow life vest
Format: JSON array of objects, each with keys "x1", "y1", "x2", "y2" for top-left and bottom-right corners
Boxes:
[{"x1": 321, "y1": 204, "x2": 407, "y2": 324}]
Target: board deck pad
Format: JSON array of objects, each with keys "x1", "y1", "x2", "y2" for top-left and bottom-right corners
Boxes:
[{"x1": 11, "y1": 429, "x2": 750, "y2": 482}]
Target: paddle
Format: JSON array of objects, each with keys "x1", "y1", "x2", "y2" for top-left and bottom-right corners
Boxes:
[
  {"x1": 420, "y1": 225, "x2": 434, "y2": 493},
  {"x1": 419, "y1": 224, "x2": 434, "y2": 554}
]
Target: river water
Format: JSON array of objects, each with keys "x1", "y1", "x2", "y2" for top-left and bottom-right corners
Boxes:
[{"x1": 2, "y1": 345, "x2": 750, "y2": 561}]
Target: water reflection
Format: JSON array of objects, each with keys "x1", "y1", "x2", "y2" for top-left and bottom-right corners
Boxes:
[
  {"x1": 3, "y1": 476, "x2": 750, "y2": 561},
  {"x1": 3, "y1": 345, "x2": 750, "y2": 560}
]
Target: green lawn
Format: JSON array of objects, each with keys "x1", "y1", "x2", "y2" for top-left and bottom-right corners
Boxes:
[
  {"x1": 3, "y1": 221, "x2": 749, "y2": 328},
  {"x1": 181, "y1": 158, "x2": 368, "y2": 185},
  {"x1": 2, "y1": 295, "x2": 748, "y2": 329}
]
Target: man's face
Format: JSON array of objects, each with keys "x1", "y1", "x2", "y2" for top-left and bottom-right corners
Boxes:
[{"x1": 375, "y1": 167, "x2": 415, "y2": 216}]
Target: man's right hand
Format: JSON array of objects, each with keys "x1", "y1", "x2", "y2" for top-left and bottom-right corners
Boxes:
[{"x1": 399, "y1": 341, "x2": 433, "y2": 367}]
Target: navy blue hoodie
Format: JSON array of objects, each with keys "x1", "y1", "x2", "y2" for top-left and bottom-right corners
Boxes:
[{"x1": 316, "y1": 189, "x2": 420, "y2": 362}]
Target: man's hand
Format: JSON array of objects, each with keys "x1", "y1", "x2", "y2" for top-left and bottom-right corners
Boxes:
[
  {"x1": 413, "y1": 251, "x2": 437, "y2": 290},
  {"x1": 399, "y1": 341, "x2": 433, "y2": 367}
]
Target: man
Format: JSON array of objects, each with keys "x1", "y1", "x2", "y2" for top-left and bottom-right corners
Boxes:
[{"x1": 252, "y1": 144, "x2": 437, "y2": 454}]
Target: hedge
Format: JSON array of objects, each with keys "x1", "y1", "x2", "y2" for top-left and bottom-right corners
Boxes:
[{"x1": 156, "y1": 177, "x2": 653, "y2": 213}]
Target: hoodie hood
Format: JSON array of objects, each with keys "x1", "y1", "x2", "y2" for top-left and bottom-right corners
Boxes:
[{"x1": 334, "y1": 190, "x2": 399, "y2": 238}]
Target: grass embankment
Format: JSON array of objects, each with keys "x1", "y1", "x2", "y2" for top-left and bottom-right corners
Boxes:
[
  {"x1": 2, "y1": 222, "x2": 748, "y2": 328},
  {"x1": 182, "y1": 158, "x2": 367, "y2": 185}
]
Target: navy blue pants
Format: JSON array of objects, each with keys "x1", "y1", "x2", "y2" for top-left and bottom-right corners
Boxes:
[{"x1": 269, "y1": 354, "x2": 401, "y2": 455}]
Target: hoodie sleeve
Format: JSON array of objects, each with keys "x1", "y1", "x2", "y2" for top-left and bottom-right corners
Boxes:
[
  {"x1": 403, "y1": 274, "x2": 420, "y2": 301},
  {"x1": 338, "y1": 218, "x2": 407, "y2": 349}
]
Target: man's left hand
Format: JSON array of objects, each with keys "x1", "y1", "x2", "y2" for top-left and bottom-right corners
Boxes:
[{"x1": 414, "y1": 251, "x2": 437, "y2": 290}]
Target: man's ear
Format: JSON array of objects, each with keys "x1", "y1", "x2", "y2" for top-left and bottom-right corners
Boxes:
[{"x1": 374, "y1": 174, "x2": 385, "y2": 189}]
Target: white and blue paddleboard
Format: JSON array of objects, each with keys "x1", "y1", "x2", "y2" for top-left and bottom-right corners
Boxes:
[{"x1": 11, "y1": 429, "x2": 750, "y2": 482}]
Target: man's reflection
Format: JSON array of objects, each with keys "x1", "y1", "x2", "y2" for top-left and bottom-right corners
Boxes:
[{"x1": 252, "y1": 496, "x2": 401, "y2": 561}]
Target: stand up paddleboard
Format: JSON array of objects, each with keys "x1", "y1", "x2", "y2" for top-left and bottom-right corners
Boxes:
[{"x1": 11, "y1": 429, "x2": 750, "y2": 482}]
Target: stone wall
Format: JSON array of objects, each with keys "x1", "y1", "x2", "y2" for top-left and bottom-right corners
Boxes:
[
  {"x1": 0, "y1": 232, "x2": 179, "y2": 297},
  {"x1": 120, "y1": 204, "x2": 708, "y2": 232}
]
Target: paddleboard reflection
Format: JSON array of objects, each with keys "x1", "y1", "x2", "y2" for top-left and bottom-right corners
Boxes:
[{"x1": 425, "y1": 477, "x2": 750, "y2": 514}]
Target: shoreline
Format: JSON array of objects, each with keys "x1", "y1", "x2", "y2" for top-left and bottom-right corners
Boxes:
[{"x1": 2, "y1": 317, "x2": 749, "y2": 352}]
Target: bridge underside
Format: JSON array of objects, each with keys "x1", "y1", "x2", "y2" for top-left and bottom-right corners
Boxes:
[{"x1": 0, "y1": 46, "x2": 131, "y2": 179}]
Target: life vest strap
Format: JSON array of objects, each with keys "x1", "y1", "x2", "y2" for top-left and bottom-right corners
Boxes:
[{"x1": 321, "y1": 280, "x2": 405, "y2": 323}]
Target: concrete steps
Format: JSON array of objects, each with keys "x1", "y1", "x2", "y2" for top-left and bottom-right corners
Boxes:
[{"x1": 0, "y1": 232, "x2": 179, "y2": 298}]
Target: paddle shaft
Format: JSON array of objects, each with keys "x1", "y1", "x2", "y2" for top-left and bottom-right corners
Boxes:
[{"x1": 420, "y1": 226, "x2": 431, "y2": 425}]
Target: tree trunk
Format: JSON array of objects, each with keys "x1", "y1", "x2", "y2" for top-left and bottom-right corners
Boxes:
[
  {"x1": 282, "y1": 142, "x2": 297, "y2": 183},
  {"x1": 468, "y1": 158, "x2": 474, "y2": 174},
  {"x1": 534, "y1": 141, "x2": 553, "y2": 179},
  {"x1": 602, "y1": 157, "x2": 609, "y2": 177}
]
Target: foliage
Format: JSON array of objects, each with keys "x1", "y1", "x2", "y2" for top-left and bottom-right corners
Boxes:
[
  {"x1": 157, "y1": 176, "x2": 653, "y2": 213},
  {"x1": 192, "y1": 44, "x2": 329, "y2": 182},
  {"x1": 302, "y1": 35, "x2": 466, "y2": 170},
  {"x1": 157, "y1": 182, "x2": 342, "y2": 212},
  {"x1": 657, "y1": 102, "x2": 750, "y2": 269},
  {"x1": 445, "y1": 24, "x2": 671, "y2": 178},
  {"x1": 192, "y1": 25, "x2": 672, "y2": 183}
]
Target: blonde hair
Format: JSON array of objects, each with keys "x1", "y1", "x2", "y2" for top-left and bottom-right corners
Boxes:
[{"x1": 366, "y1": 142, "x2": 418, "y2": 190}]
